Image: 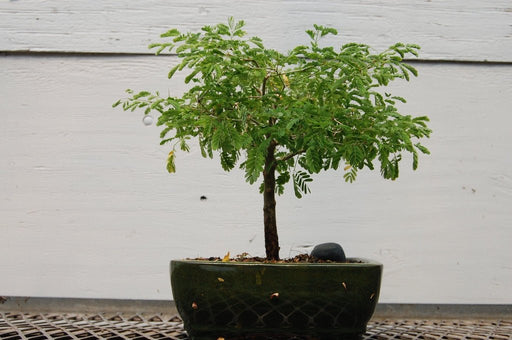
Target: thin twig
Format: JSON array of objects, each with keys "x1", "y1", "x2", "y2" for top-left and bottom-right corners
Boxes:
[{"x1": 278, "y1": 149, "x2": 306, "y2": 162}]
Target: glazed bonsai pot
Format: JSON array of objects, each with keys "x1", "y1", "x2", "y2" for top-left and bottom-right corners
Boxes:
[{"x1": 170, "y1": 258, "x2": 382, "y2": 339}]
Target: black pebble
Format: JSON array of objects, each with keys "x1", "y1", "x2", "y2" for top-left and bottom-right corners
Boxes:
[{"x1": 311, "y1": 242, "x2": 346, "y2": 262}]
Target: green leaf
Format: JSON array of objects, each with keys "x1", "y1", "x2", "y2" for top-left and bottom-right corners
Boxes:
[
  {"x1": 249, "y1": 36, "x2": 264, "y2": 49},
  {"x1": 292, "y1": 171, "x2": 312, "y2": 199},
  {"x1": 217, "y1": 23, "x2": 230, "y2": 35},
  {"x1": 220, "y1": 151, "x2": 238, "y2": 171},
  {"x1": 150, "y1": 98, "x2": 165, "y2": 109},
  {"x1": 161, "y1": 29, "x2": 180, "y2": 38},
  {"x1": 149, "y1": 43, "x2": 174, "y2": 55},
  {"x1": 132, "y1": 91, "x2": 150, "y2": 99},
  {"x1": 392, "y1": 96, "x2": 406, "y2": 103},
  {"x1": 276, "y1": 171, "x2": 290, "y2": 195},
  {"x1": 228, "y1": 16, "x2": 235, "y2": 29},
  {"x1": 243, "y1": 149, "x2": 265, "y2": 184},
  {"x1": 180, "y1": 138, "x2": 190, "y2": 152},
  {"x1": 415, "y1": 143, "x2": 431, "y2": 155},
  {"x1": 401, "y1": 63, "x2": 418, "y2": 77},
  {"x1": 285, "y1": 118, "x2": 300, "y2": 131},
  {"x1": 235, "y1": 19, "x2": 245, "y2": 30},
  {"x1": 259, "y1": 181, "x2": 265, "y2": 194},
  {"x1": 305, "y1": 148, "x2": 323, "y2": 173},
  {"x1": 399, "y1": 65, "x2": 410, "y2": 81},
  {"x1": 406, "y1": 44, "x2": 420, "y2": 57},
  {"x1": 185, "y1": 69, "x2": 200, "y2": 84},
  {"x1": 343, "y1": 167, "x2": 357, "y2": 183},
  {"x1": 412, "y1": 150, "x2": 418, "y2": 170},
  {"x1": 167, "y1": 65, "x2": 180, "y2": 79}
]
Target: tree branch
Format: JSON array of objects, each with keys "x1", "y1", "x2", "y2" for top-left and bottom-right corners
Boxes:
[
  {"x1": 278, "y1": 149, "x2": 306, "y2": 162},
  {"x1": 252, "y1": 86, "x2": 262, "y2": 96},
  {"x1": 242, "y1": 58, "x2": 261, "y2": 69},
  {"x1": 262, "y1": 75, "x2": 270, "y2": 96},
  {"x1": 281, "y1": 65, "x2": 316, "y2": 75}
]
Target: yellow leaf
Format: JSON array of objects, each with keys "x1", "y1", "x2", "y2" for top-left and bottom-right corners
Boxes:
[
  {"x1": 282, "y1": 74, "x2": 290, "y2": 87},
  {"x1": 222, "y1": 251, "x2": 230, "y2": 262},
  {"x1": 167, "y1": 150, "x2": 176, "y2": 173},
  {"x1": 344, "y1": 164, "x2": 352, "y2": 171},
  {"x1": 217, "y1": 277, "x2": 225, "y2": 282}
]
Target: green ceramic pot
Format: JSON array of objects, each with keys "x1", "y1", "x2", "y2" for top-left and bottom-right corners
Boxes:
[{"x1": 170, "y1": 258, "x2": 382, "y2": 340}]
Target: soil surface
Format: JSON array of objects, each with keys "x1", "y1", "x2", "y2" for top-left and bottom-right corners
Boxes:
[{"x1": 188, "y1": 253, "x2": 361, "y2": 264}]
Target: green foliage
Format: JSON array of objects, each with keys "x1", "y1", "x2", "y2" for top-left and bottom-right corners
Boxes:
[
  {"x1": 293, "y1": 171, "x2": 313, "y2": 199},
  {"x1": 114, "y1": 18, "x2": 431, "y2": 198}
]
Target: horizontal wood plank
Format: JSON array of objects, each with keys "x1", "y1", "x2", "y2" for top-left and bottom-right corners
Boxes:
[
  {"x1": 1, "y1": 55, "x2": 512, "y2": 302},
  {"x1": 1, "y1": 0, "x2": 511, "y2": 62}
]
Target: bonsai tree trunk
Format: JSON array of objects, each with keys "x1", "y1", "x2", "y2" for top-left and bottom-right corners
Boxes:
[{"x1": 263, "y1": 141, "x2": 280, "y2": 260}]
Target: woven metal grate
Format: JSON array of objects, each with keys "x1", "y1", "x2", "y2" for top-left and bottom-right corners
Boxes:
[
  {"x1": 0, "y1": 313, "x2": 186, "y2": 340},
  {"x1": 368, "y1": 319, "x2": 511, "y2": 340},
  {"x1": 1, "y1": 312, "x2": 511, "y2": 339}
]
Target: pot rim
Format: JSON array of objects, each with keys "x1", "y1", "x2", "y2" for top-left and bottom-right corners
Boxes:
[{"x1": 171, "y1": 257, "x2": 382, "y2": 267}]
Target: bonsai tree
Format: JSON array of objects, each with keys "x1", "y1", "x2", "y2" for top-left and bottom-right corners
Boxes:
[{"x1": 114, "y1": 18, "x2": 431, "y2": 261}]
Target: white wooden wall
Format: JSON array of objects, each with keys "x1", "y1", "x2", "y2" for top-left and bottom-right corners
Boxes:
[{"x1": 1, "y1": 1, "x2": 511, "y2": 303}]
